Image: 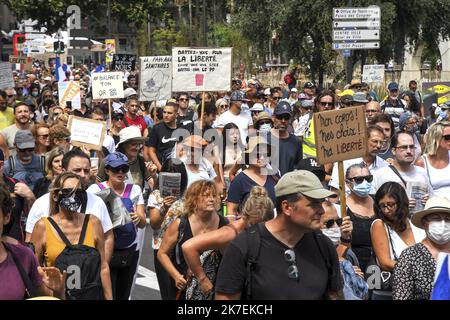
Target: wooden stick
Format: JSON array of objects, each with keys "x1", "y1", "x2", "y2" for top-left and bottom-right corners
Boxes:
[
  {"x1": 108, "y1": 99, "x2": 112, "y2": 128},
  {"x1": 338, "y1": 161, "x2": 347, "y2": 218},
  {"x1": 199, "y1": 92, "x2": 206, "y2": 128},
  {"x1": 153, "y1": 100, "x2": 157, "y2": 125}
]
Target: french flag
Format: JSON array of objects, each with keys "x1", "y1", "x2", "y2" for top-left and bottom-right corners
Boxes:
[{"x1": 56, "y1": 57, "x2": 71, "y2": 82}]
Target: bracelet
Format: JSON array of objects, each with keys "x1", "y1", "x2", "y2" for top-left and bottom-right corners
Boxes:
[{"x1": 340, "y1": 236, "x2": 352, "y2": 244}]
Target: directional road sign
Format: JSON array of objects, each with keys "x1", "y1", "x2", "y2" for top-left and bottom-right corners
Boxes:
[
  {"x1": 333, "y1": 42, "x2": 380, "y2": 50},
  {"x1": 333, "y1": 20, "x2": 380, "y2": 29},
  {"x1": 333, "y1": 29, "x2": 380, "y2": 41},
  {"x1": 333, "y1": 7, "x2": 380, "y2": 20}
]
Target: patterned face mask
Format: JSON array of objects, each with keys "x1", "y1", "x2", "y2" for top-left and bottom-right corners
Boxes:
[{"x1": 58, "y1": 189, "x2": 84, "y2": 212}]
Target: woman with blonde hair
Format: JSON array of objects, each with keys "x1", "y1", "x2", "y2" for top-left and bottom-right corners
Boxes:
[
  {"x1": 416, "y1": 121, "x2": 450, "y2": 197},
  {"x1": 157, "y1": 180, "x2": 229, "y2": 300},
  {"x1": 182, "y1": 186, "x2": 274, "y2": 299},
  {"x1": 33, "y1": 146, "x2": 66, "y2": 198}
]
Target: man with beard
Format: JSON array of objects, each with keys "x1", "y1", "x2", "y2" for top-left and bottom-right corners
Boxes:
[
  {"x1": 25, "y1": 148, "x2": 114, "y2": 261},
  {"x1": 0, "y1": 90, "x2": 15, "y2": 130},
  {"x1": 3, "y1": 130, "x2": 45, "y2": 190},
  {"x1": 0, "y1": 102, "x2": 33, "y2": 157}
]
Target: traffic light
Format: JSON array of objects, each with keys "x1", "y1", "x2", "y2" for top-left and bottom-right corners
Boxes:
[{"x1": 53, "y1": 41, "x2": 65, "y2": 53}]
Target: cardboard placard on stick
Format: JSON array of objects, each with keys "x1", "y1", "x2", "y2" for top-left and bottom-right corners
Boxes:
[
  {"x1": 91, "y1": 72, "x2": 124, "y2": 100},
  {"x1": 139, "y1": 56, "x2": 172, "y2": 101},
  {"x1": 58, "y1": 81, "x2": 81, "y2": 110},
  {"x1": 112, "y1": 54, "x2": 137, "y2": 72},
  {"x1": 314, "y1": 106, "x2": 367, "y2": 165},
  {"x1": 0, "y1": 62, "x2": 14, "y2": 90},
  {"x1": 172, "y1": 47, "x2": 232, "y2": 92},
  {"x1": 67, "y1": 116, "x2": 107, "y2": 151}
]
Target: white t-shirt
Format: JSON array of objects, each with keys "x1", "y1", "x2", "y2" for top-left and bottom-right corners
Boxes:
[
  {"x1": 329, "y1": 156, "x2": 388, "y2": 193},
  {"x1": 372, "y1": 165, "x2": 432, "y2": 195},
  {"x1": 213, "y1": 110, "x2": 253, "y2": 145},
  {"x1": 103, "y1": 134, "x2": 116, "y2": 154},
  {"x1": 25, "y1": 192, "x2": 113, "y2": 234},
  {"x1": 183, "y1": 157, "x2": 217, "y2": 187},
  {"x1": 86, "y1": 182, "x2": 145, "y2": 251}
]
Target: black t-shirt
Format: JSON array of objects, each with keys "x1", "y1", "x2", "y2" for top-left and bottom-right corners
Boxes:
[
  {"x1": 3, "y1": 175, "x2": 26, "y2": 242},
  {"x1": 177, "y1": 110, "x2": 195, "y2": 126},
  {"x1": 268, "y1": 133, "x2": 303, "y2": 176},
  {"x1": 215, "y1": 223, "x2": 342, "y2": 300},
  {"x1": 227, "y1": 172, "x2": 277, "y2": 206},
  {"x1": 146, "y1": 122, "x2": 179, "y2": 164}
]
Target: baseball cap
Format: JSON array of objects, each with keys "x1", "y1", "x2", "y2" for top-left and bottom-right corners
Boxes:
[
  {"x1": 337, "y1": 89, "x2": 355, "y2": 97},
  {"x1": 300, "y1": 100, "x2": 314, "y2": 109},
  {"x1": 297, "y1": 158, "x2": 327, "y2": 182},
  {"x1": 290, "y1": 88, "x2": 298, "y2": 93},
  {"x1": 352, "y1": 92, "x2": 369, "y2": 104},
  {"x1": 275, "y1": 170, "x2": 336, "y2": 199},
  {"x1": 263, "y1": 88, "x2": 272, "y2": 96},
  {"x1": 388, "y1": 82, "x2": 399, "y2": 91},
  {"x1": 340, "y1": 95, "x2": 353, "y2": 105},
  {"x1": 14, "y1": 130, "x2": 35, "y2": 149},
  {"x1": 411, "y1": 196, "x2": 450, "y2": 229},
  {"x1": 43, "y1": 76, "x2": 52, "y2": 81},
  {"x1": 303, "y1": 81, "x2": 316, "y2": 89},
  {"x1": 274, "y1": 101, "x2": 292, "y2": 116},
  {"x1": 230, "y1": 91, "x2": 249, "y2": 102},
  {"x1": 349, "y1": 79, "x2": 362, "y2": 88},
  {"x1": 104, "y1": 152, "x2": 128, "y2": 168},
  {"x1": 250, "y1": 103, "x2": 264, "y2": 112},
  {"x1": 124, "y1": 87, "x2": 137, "y2": 98}
]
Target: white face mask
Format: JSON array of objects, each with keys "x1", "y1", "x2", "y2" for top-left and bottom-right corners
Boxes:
[
  {"x1": 259, "y1": 123, "x2": 272, "y2": 133},
  {"x1": 321, "y1": 227, "x2": 341, "y2": 246},
  {"x1": 426, "y1": 220, "x2": 450, "y2": 245}
]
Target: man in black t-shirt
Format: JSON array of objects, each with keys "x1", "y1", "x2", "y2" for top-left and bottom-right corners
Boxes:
[
  {"x1": 215, "y1": 170, "x2": 343, "y2": 300},
  {"x1": 176, "y1": 92, "x2": 195, "y2": 126},
  {"x1": 145, "y1": 102, "x2": 179, "y2": 171}
]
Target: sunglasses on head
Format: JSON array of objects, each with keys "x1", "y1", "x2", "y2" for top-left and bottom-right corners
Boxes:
[
  {"x1": 325, "y1": 218, "x2": 343, "y2": 229},
  {"x1": 108, "y1": 165, "x2": 130, "y2": 174},
  {"x1": 347, "y1": 175, "x2": 373, "y2": 184}
]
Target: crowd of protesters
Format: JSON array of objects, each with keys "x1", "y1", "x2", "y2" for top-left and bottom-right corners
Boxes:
[{"x1": 0, "y1": 61, "x2": 449, "y2": 301}]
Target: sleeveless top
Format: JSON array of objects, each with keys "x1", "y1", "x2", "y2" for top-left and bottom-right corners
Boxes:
[
  {"x1": 347, "y1": 207, "x2": 376, "y2": 272},
  {"x1": 43, "y1": 216, "x2": 96, "y2": 267},
  {"x1": 422, "y1": 152, "x2": 450, "y2": 197}
]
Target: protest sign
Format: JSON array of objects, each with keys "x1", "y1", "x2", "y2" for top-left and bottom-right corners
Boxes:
[
  {"x1": 112, "y1": 54, "x2": 137, "y2": 72},
  {"x1": 362, "y1": 64, "x2": 385, "y2": 83},
  {"x1": 172, "y1": 47, "x2": 232, "y2": 92},
  {"x1": 67, "y1": 116, "x2": 107, "y2": 151},
  {"x1": 139, "y1": 56, "x2": 172, "y2": 101},
  {"x1": 314, "y1": 106, "x2": 367, "y2": 165},
  {"x1": 105, "y1": 39, "x2": 116, "y2": 64},
  {"x1": 58, "y1": 81, "x2": 81, "y2": 110},
  {"x1": 159, "y1": 172, "x2": 181, "y2": 197},
  {"x1": 0, "y1": 62, "x2": 14, "y2": 90},
  {"x1": 91, "y1": 72, "x2": 124, "y2": 100},
  {"x1": 9, "y1": 56, "x2": 28, "y2": 64}
]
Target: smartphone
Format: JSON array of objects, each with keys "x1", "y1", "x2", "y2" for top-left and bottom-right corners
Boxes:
[
  {"x1": 90, "y1": 157, "x2": 99, "y2": 169},
  {"x1": 66, "y1": 101, "x2": 72, "y2": 109}
]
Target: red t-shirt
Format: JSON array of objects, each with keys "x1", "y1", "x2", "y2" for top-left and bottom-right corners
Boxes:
[{"x1": 122, "y1": 114, "x2": 147, "y2": 135}]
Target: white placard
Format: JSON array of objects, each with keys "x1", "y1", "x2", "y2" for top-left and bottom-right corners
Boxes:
[
  {"x1": 139, "y1": 56, "x2": 172, "y2": 101},
  {"x1": 333, "y1": 42, "x2": 380, "y2": 50},
  {"x1": 58, "y1": 81, "x2": 81, "y2": 110},
  {"x1": 0, "y1": 62, "x2": 14, "y2": 90},
  {"x1": 68, "y1": 116, "x2": 106, "y2": 151},
  {"x1": 333, "y1": 7, "x2": 380, "y2": 20},
  {"x1": 172, "y1": 47, "x2": 232, "y2": 92},
  {"x1": 333, "y1": 29, "x2": 380, "y2": 41},
  {"x1": 362, "y1": 65, "x2": 385, "y2": 83},
  {"x1": 91, "y1": 72, "x2": 124, "y2": 100}
]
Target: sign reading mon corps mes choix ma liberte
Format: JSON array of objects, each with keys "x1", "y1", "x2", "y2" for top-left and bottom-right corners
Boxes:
[{"x1": 314, "y1": 106, "x2": 367, "y2": 165}]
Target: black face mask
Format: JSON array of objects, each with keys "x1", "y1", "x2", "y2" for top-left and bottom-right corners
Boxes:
[{"x1": 58, "y1": 189, "x2": 85, "y2": 212}]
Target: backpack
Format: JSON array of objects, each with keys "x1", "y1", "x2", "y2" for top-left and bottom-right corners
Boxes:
[
  {"x1": 7, "y1": 155, "x2": 45, "y2": 187},
  {"x1": 97, "y1": 183, "x2": 137, "y2": 249},
  {"x1": 243, "y1": 224, "x2": 333, "y2": 300},
  {"x1": 47, "y1": 215, "x2": 103, "y2": 300}
]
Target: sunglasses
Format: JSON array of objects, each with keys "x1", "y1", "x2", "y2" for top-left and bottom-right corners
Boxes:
[
  {"x1": 7, "y1": 95, "x2": 14, "y2": 98},
  {"x1": 395, "y1": 144, "x2": 416, "y2": 151},
  {"x1": 38, "y1": 134, "x2": 49, "y2": 138},
  {"x1": 365, "y1": 109, "x2": 377, "y2": 113},
  {"x1": 284, "y1": 249, "x2": 299, "y2": 281},
  {"x1": 220, "y1": 104, "x2": 228, "y2": 108},
  {"x1": 18, "y1": 148, "x2": 34, "y2": 153},
  {"x1": 251, "y1": 111, "x2": 261, "y2": 115},
  {"x1": 443, "y1": 134, "x2": 450, "y2": 141},
  {"x1": 272, "y1": 97, "x2": 282, "y2": 100},
  {"x1": 347, "y1": 175, "x2": 373, "y2": 184},
  {"x1": 325, "y1": 218, "x2": 343, "y2": 229},
  {"x1": 320, "y1": 102, "x2": 333, "y2": 107},
  {"x1": 113, "y1": 116, "x2": 124, "y2": 121},
  {"x1": 60, "y1": 188, "x2": 82, "y2": 198},
  {"x1": 276, "y1": 114, "x2": 290, "y2": 121},
  {"x1": 109, "y1": 165, "x2": 130, "y2": 174},
  {"x1": 179, "y1": 98, "x2": 189, "y2": 101},
  {"x1": 379, "y1": 202, "x2": 397, "y2": 210},
  {"x1": 258, "y1": 120, "x2": 272, "y2": 125}
]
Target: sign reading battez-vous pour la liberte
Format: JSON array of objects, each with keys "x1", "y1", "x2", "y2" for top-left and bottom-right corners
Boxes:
[{"x1": 314, "y1": 106, "x2": 367, "y2": 165}]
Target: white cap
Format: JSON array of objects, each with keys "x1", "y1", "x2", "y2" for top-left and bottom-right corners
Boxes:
[
  {"x1": 43, "y1": 76, "x2": 52, "y2": 81},
  {"x1": 124, "y1": 87, "x2": 137, "y2": 98},
  {"x1": 264, "y1": 88, "x2": 271, "y2": 96},
  {"x1": 290, "y1": 88, "x2": 298, "y2": 93},
  {"x1": 249, "y1": 103, "x2": 264, "y2": 112}
]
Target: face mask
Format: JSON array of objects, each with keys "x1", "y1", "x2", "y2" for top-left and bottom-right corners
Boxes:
[
  {"x1": 259, "y1": 123, "x2": 272, "y2": 133},
  {"x1": 322, "y1": 227, "x2": 341, "y2": 246},
  {"x1": 426, "y1": 220, "x2": 450, "y2": 245},
  {"x1": 31, "y1": 92, "x2": 39, "y2": 97},
  {"x1": 406, "y1": 125, "x2": 418, "y2": 133},
  {"x1": 58, "y1": 190, "x2": 83, "y2": 212},
  {"x1": 352, "y1": 180, "x2": 372, "y2": 197}
]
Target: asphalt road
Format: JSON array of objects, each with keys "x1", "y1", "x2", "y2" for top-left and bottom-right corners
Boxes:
[{"x1": 130, "y1": 224, "x2": 161, "y2": 300}]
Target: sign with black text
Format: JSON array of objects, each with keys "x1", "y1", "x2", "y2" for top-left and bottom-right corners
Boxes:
[
  {"x1": 91, "y1": 72, "x2": 124, "y2": 100},
  {"x1": 112, "y1": 54, "x2": 137, "y2": 72},
  {"x1": 139, "y1": 56, "x2": 172, "y2": 101}
]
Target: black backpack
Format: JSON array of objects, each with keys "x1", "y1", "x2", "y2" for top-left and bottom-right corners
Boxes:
[{"x1": 47, "y1": 215, "x2": 104, "y2": 300}]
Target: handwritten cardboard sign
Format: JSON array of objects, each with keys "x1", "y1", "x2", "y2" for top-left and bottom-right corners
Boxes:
[
  {"x1": 67, "y1": 116, "x2": 107, "y2": 151},
  {"x1": 91, "y1": 72, "x2": 124, "y2": 100},
  {"x1": 314, "y1": 106, "x2": 367, "y2": 165},
  {"x1": 139, "y1": 56, "x2": 172, "y2": 101},
  {"x1": 172, "y1": 47, "x2": 232, "y2": 92},
  {"x1": 362, "y1": 64, "x2": 385, "y2": 83},
  {"x1": 112, "y1": 54, "x2": 136, "y2": 72},
  {"x1": 58, "y1": 81, "x2": 81, "y2": 110},
  {"x1": 0, "y1": 62, "x2": 14, "y2": 90}
]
